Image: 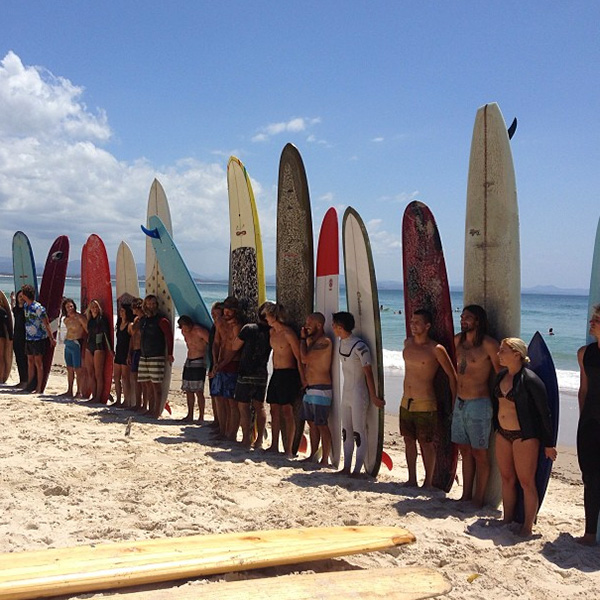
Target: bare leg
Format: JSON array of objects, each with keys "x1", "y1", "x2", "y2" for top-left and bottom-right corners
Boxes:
[
  {"x1": 281, "y1": 404, "x2": 296, "y2": 457},
  {"x1": 33, "y1": 355, "x2": 44, "y2": 393},
  {"x1": 304, "y1": 421, "x2": 319, "y2": 460},
  {"x1": 403, "y1": 435, "x2": 419, "y2": 486},
  {"x1": 513, "y1": 438, "x2": 540, "y2": 536},
  {"x1": 458, "y1": 444, "x2": 475, "y2": 501},
  {"x1": 472, "y1": 447, "x2": 491, "y2": 508},
  {"x1": 113, "y1": 363, "x2": 123, "y2": 405},
  {"x1": 495, "y1": 432, "x2": 517, "y2": 523},
  {"x1": 196, "y1": 391, "x2": 205, "y2": 422},
  {"x1": 268, "y1": 404, "x2": 281, "y2": 453},
  {"x1": 226, "y1": 397, "x2": 240, "y2": 441},
  {"x1": 420, "y1": 440, "x2": 437, "y2": 489},
  {"x1": 239, "y1": 402, "x2": 252, "y2": 449},
  {"x1": 252, "y1": 400, "x2": 267, "y2": 449},
  {"x1": 318, "y1": 424, "x2": 332, "y2": 466},
  {"x1": 92, "y1": 350, "x2": 106, "y2": 402},
  {"x1": 183, "y1": 392, "x2": 195, "y2": 421}
]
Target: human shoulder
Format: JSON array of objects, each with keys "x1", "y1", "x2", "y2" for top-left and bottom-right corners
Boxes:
[{"x1": 482, "y1": 335, "x2": 500, "y2": 352}]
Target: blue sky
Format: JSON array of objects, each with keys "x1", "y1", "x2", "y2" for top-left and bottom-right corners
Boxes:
[{"x1": 1, "y1": 2, "x2": 599, "y2": 288}]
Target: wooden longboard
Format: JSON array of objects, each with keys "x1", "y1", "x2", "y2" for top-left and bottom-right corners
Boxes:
[
  {"x1": 342, "y1": 207, "x2": 384, "y2": 477},
  {"x1": 227, "y1": 156, "x2": 266, "y2": 322},
  {"x1": 402, "y1": 201, "x2": 457, "y2": 492},
  {"x1": 316, "y1": 207, "x2": 341, "y2": 467},
  {"x1": 82, "y1": 234, "x2": 113, "y2": 403},
  {"x1": 464, "y1": 102, "x2": 520, "y2": 507},
  {"x1": 38, "y1": 236, "x2": 69, "y2": 393},
  {"x1": 116, "y1": 240, "x2": 140, "y2": 307},
  {"x1": 145, "y1": 179, "x2": 175, "y2": 414},
  {"x1": 12, "y1": 231, "x2": 37, "y2": 298},
  {"x1": 108, "y1": 567, "x2": 450, "y2": 600},
  {"x1": 0, "y1": 292, "x2": 13, "y2": 383},
  {"x1": 0, "y1": 526, "x2": 415, "y2": 600},
  {"x1": 276, "y1": 144, "x2": 314, "y2": 454}
]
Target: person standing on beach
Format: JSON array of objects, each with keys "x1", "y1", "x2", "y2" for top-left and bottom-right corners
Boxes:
[
  {"x1": 401, "y1": 309, "x2": 457, "y2": 488},
  {"x1": 300, "y1": 312, "x2": 334, "y2": 466},
  {"x1": 84, "y1": 299, "x2": 112, "y2": 404},
  {"x1": 11, "y1": 291, "x2": 28, "y2": 387},
  {"x1": 128, "y1": 298, "x2": 144, "y2": 411},
  {"x1": 576, "y1": 305, "x2": 600, "y2": 545},
  {"x1": 263, "y1": 303, "x2": 305, "y2": 457},
  {"x1": 113, "y1": 303, "x2": 134, "y2": 407},
  {"x1": 452, "y1": 304, "x2": 501, "y2": 507},
  {"x1": 138, "y1": 294, "x2": 174, "y2": 418},
  {"x1": 21, "y1": 284, "x2": 55, "y2": 394},
  {"x1": 60, "y1": 298, "x2": 87, "y2": 398},
  {"x1": 332, "y1": 311, "x2": 385, "y2": 476},
  {"x1": 0, "y1": 296, "x2": 13, "y2": 383},
  {"x1": 211, "y1": 297, "x2": 243, "y2": 440},
  {"x1": 177, "y1": 315, "x2": 209, "y2": 423},
  {"x1": 207, "y1": 302, "x2": 224, "y2": 429}
]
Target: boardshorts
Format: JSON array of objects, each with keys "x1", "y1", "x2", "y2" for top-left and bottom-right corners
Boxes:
[
  {"x1": 26, "y1": 338, "x2": 47, "y2": 356},
  {"x1": 451, "y1": 397, "x2": 492, "y2": 449},
  {"x1": 212, "y1": 371, "x2": 238, "y2": 399},
  {"x1": 266, "y1": 368, "x2": 301, "y2": 406},
  {"x1": 181, "y1": 357, "x2": 206, "y2": 393},
  {"x1": 64, "y1": 339, "x2": 82, "y2": 368},
  {"x1": 301, "y1": 385, "x2": 332, "y2": 425},
  {"x1": 137, "y1": 356, "x2": 165, "y2": 384},
  {"x1": 399, "y1": 406, "x2": 437, "y2": 443},
  {"x1": 235, "y1": 375, "x2": 267, "y2": 404}
]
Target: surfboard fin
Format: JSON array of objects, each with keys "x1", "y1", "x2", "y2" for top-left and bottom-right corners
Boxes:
[
  {"x1": 141, "y1": 225, "x2": 160, "y2": 239},
  {"x1": 507, "y1": 117, "x2": 518, "y2": 140},
  {"x1": 381, "y1": 450, "x2": 393, "y2": 471}
]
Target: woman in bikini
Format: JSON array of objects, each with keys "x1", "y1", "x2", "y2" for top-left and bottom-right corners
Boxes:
[
  {"x1": 494, "y1": 337, "x2": 557, "y2": 536},
  {"x1": 113, "y1": 303, "x2": 134, "y2": 408},
  {"x1": 84, "y1": 299, "x2": 112, "y2": 403}
]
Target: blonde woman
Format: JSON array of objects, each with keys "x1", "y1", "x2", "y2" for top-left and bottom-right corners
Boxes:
[
  {"x1": 84, "y1": 300, "x2": 111, "y2": 403},
  {"x1": 494, "y1": 337, "x2": 557, "y2": 536}
]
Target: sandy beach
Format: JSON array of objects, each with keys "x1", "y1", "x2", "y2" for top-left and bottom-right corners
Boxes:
[{"x1": 0, "y1": 346, "x2": 598, "y2": 599}]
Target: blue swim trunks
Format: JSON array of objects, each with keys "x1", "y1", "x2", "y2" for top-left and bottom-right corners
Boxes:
[
  {"x1": 451, "y1": 397, "x2": 493, "y2": 449},
  {"x1": 212, "y1": 371, "x2": 238, "y2": 399},
  {"x1": 301, "y1": 385, "x2": 332, "y2": 426},
  {"x1": 64, "y1": 339, "x2": 82, "y2": 368}
]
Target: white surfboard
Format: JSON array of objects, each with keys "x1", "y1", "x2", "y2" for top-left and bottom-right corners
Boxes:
[{"x1": 116, "y1": 241, "x2": 140, "y2": 307}]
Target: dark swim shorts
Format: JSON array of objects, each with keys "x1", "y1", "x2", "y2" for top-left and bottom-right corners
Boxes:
[{"x1": 266, "y1": 368, "x2": 301, "y2": 406}]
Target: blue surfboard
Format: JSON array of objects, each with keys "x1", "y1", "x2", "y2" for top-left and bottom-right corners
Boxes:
[
  {"x1": 12, "y1": 231, "x2": 38, "y2": 297},
  {"x1": 142, "y1": 215, "x2": 212, "y2": 331},
  {"x1": 514, "y1": 331, "x2": 560, "y2": 523}
]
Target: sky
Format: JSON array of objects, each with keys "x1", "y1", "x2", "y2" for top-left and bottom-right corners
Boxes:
[{"x1": 1, "y1": 2, "x2": 599, "y2": 289}]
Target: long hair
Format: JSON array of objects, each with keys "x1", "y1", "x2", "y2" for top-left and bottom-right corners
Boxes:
[
  {"x1": 459, "y1": 304, "x2": 488, "y2": 347},
  {"x1": 85, "y1": 299, "x2": 103, "y2": 320}
]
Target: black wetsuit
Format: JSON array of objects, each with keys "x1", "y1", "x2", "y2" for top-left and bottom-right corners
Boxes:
[
  {"x1": 579, "y1": 343, "x2": 600, "y2": 536},
  {"x1": 11, "y1": 304, "x2": 27, "y2": 383}
]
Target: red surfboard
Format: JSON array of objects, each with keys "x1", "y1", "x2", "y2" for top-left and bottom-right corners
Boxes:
[
  {"x1": 38, "y1": 236, "x2": 69, "y2": 393},
  {"x1": 82, "y1": 234, "x2": 114, "y2": 403},
  {"x1": 402, "y1": 201, "x2": 457, "y2": 492}
]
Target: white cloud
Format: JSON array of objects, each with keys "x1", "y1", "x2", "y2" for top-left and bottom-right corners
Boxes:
[
  {"x1": 318, "y1": 192, "x2": 334, "y2": 203},
  {"x1": 371, "y1": 137, "x2": 384, "y2": 143},
  {"x1": 252, "y1": 117, "x2": 321, "y2": 143}
]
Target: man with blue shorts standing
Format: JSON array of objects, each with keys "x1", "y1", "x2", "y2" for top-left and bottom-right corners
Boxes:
[
  {"x1": 60, "y1": 298, "x2": 87, "y2": 398},
  {"x1": 452, "y1": 304, "x2": 501, "y2": 507}
]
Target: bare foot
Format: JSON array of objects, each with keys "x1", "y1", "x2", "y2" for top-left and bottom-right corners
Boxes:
[
  {"x1": 401, "y1": 480, "x2": 418, "y2": 488},
  {"x1": 180, "y1": 415, "x2": 194, "y2": 423},
  {"x1": 576, "y1": 534, "x2": 597, "y2": 546}
]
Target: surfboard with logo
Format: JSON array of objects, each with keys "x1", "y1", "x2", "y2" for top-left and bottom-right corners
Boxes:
[
  {"x1": 37, "y1": 236, "x2": 69, "y2": 393},
  {"x1": 464, "y1": 102, "x2": 520, "y2": 507},
  {"x1": 402, "y1": 200, "x2": 457, "y2": 492},
  {"x1": 12, "y1": 231, "x2": 37, "y2": 298},
  {"x1": 145, "y1": 179, "x2": 175, "y2": 416},
  {"x1": 82, "y1": 234, "x2": 113, "y2": 403},
  {"x1": 276, "y1": 144, "x2": 314, "y2": 454},
  {"x1": 227, "y1": 156, "x2": 266, "y2": 322},
  {"x1": 315, "y1": 207, "x2": 341, "y2": 467},
  {"x1": 342, "y1": 207, "x2": 384, "y2": 477},
  {"x1": 116, "y1": 241, "x2": 140, "y2": 308},
  {"x1": 0, "y1": 526, "x2": 415, "y2": 600}
]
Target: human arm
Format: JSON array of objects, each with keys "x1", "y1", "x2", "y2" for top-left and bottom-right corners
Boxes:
[
  {"x1": 524, "y1": 369, "x2": 555, "y2": 449},
  {"x1": 485, "y1": 336, "x2": 502, "y2": 373},
  {"x1": 435, "y1": 344, "x2": 458, "y2": 400},
  {"x1": 362, "y1": 364, "x2": 385, "y2": 408},
  {"x1": 286, "y1": 328, "x2": 306, "y2": 388},
  {"x1": 159, "y1": 317, "x2": 174, "y2": 364},
  {"x1": 42, "y1": 315, "x2": 56, "y2": 346}
]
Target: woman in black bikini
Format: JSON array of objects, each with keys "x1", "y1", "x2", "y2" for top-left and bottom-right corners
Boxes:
[
  {"x1": 84, "y1": 299, "x2": 111, "y2": 403},
  {"x1": 113, "y1": 303, "x2": 133, "y2": 408},
  {"x1": 494, "y1": 337, "x2": 557, "y2": 536}
]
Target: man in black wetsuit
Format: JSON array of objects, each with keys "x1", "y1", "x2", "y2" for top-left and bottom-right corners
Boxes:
[{"x1": 576, "y1": 305, "x2": 600, "y2": 545}]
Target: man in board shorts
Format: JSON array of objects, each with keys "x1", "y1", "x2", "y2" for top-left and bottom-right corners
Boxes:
[{"x1": 60, "y1": 298, "x2": 87, "y2": 398}]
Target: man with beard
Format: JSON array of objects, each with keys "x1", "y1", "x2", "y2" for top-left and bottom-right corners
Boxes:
[
  {"x1": 452, "y1": 304, "x2": 500, "y2": 507},
  {"x1": 401, "y1": 309, "x2": 457, "y2": 488},
  {"x1": 60, "y1": 298, "x2": 88, "y2": 398},
  {"x1": 300, "y1": 312, "x2": 333, "y2": 467},
  {"x1": 138, "y1": 295, "x2": 174, "y2": 418}
]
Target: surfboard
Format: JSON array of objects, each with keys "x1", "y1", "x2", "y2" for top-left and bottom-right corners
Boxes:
[
  {"x1": 0, "y1": 292, "x2": 13, "y2": 383},
  {"x1": 113, "y1": 567, "x2": 451, "y2": 600},
  {"x1": 315, "y1": 207, "x2": 341, "y2": 468},
  {"x1": 464, "y1": 102, "x2": 521, "y2": 507},
  {"x1": 227, "y1": 156, "x2": 266, "y2": 322},
  {"x1": 82, "y1": 234, "x2": 113, "y2": 403},
  {"x1": 342, "y1": 207, "x2": 384, "y2": 477},
  {"x1": 116, "y1": 241, "x2": 140, "y2": 308},
  {"x1": 0, "y1": 526, "x2": 415, "y2": 600},
  {"x1": 143, "y1": 216, "x2": 212, "y2": 331},
  {"x1": 145, "y1": 179, "x2": 175, "y2": 415},
  {"x1": 512, "y1": 332, "x2": 559, "y2": 524},
  {"x1": 586, "y1": 217, "x2": 600, "y2": 344},
  {"x1": 12, "y1": 232, "x2": 37, "y2": 298},
  {"x1": 276, "y1": 143, "x2": 314, "y2": 454},
  {"x1": 402, "y1": 200, "x2": 457, "y2": 492},
  {"x1": 37, "y1": 236, "x2": 69, "y2": 393}
]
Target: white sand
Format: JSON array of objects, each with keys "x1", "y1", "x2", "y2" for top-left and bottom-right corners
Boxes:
[{"x1": 0, "y1": 351, "x2": 598, "y2": 599}]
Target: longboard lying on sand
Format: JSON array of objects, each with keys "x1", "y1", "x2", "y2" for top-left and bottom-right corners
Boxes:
[
  {"x1": 0, "y1": 526, "x2": 415, "y2": 600},
  {"x1": 38, "y1": 236, "x2": 69, "y2": 393},
  {"x1": 12, "y1": 231, "x2": 37, "y2": 298},
  {"x1": 276, "y1": 143, "x2": 314, "y2": 454},
  {"x1": 109, "y1": 567, "x2": 451, "y2": 600},
  {"x1": 513, "y1": 331, "x2": 559, "y2": 524},
  {"x1": 402, "y1": 200, "x2": 457, "y2": 492},
  {"x1": 464, "y1": 102, "x2": 520, "y2": 507},
  {"x1": 342, "y1": 207, "x2": 385, "y2": 477}
]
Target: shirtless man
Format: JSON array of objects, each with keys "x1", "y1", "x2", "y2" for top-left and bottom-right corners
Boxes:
[
  {"x1": 264, "y1": 303, "x2": 305, "y2": 457},
  {"x1": 401, "y1": 309, "x2": 457, "y2": 488},
  {"x1": 300, "y1": 312, "x2": 333, "y2": 466},
  {"x1": 452, "y1": 304, "x2": 501, "y2": 507},
  {"x1": 128, "y1": 298, "x2": 144, "y2": 410},
  {"x1": 60, "y1": 298, "x2": 87, "y2": 398},
  {"x1": 211, "y1": 297, "x2": 243, "y2": 440},
  {"x1": 178, "y1": 315, "x2": 210, "y2": 423}
]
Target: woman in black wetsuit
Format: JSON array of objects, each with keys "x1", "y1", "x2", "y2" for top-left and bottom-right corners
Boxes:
[
  {"x1": 11, "y1": 291, "x2": 27, "y2": 387},
  {"x1": 84, "y1": 299, "x2": 111, "y2": 403},
  {"x1": 494, "y1": 337, "x2": 557, "y2": 537},
  {"x1": 577, "y1": 307, "x2": 600, "y2": 545},
  {"x1": 113, "y1": 303, "x2": 133, "y2": 408}
]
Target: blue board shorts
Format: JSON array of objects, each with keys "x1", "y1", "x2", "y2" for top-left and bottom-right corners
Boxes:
[
  {"x1": 212, "y1": 371, "x2": 238, "y2": 399},
  {"x1": 64, "y1": 339, "x2": 82, "y2": 368},
  {"x1": 451, "y1": 397, "x2": 493, "y2": 449}
]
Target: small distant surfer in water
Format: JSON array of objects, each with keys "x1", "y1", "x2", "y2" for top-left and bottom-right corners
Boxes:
[
  {"x1": 452, "y1": 304, "x2": 501, "y2": 507},
  {"x1": 300, "y1": 312, "x2": 333, "y2": 467},
  {"x1": 21, "y1": 284, "x2": 55, "y2": 394},
  {"x1": 263, "y1": 303, "x2": 305, "y2": 458},
  {"x1": 401, "y1": 309, "x2": 457, "y2": 488},
  {"x1": 60, "y1": 298, "x2": 87, "y2": 398},
  {"x1": 177, "y1": 315, "x2": 209, "y2": 423},
  {"x1": 332, "y1": 311, "x2": 385, "y2": 476}
]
